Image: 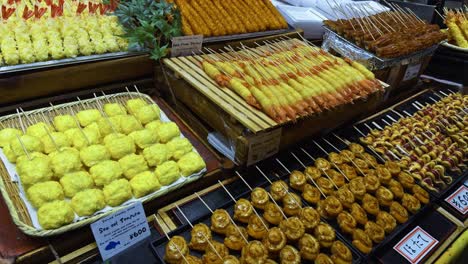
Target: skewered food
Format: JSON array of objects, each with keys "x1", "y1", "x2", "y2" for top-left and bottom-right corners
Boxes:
[
  {"x1": 305, "y1": 166, "x2": 321, "y2": 180},
  {"x1": 164, "y1": 236, "x2": 189, "y2": 263},
  {"x1": 314, "y1": 223, "x2": 336, "y2": 248},
  {"x1": 364, "y1": 174, "x2": 381, "y2": 193},
  {"x1": 263, "y1": 202, "x2": 283, "y2": 225},
  {"x1": 398, "y1": 171, "x2": 415, "y2": 189},
  {"x1": 316, "y1": 177, "x2": 335, "y2": 196},
  {"x1": 143, "y1": 144, "x2": 170, "y2": 167},
  {"x1": 279, "y1": 217, "x2": 305, "y2": 241},
  {"x1": 37, "y1": 200, "x2": 75, "y2": 230},
  {"x1": 335, "y1": 186, "x2": 355, "y2": 209},
  {"x1": 262, "y1": 227, "x2": 287, "y2": 255},
  {"x1": 251, "y1": 187, "x2": 270, "y2": 210},
  {"x1": 376, "y1": 186, "x2": 394, "y2": 207},
  {"x1": 77, "y1": 109, "x2": 102, "y2": 127},
  {"x1": 182, "y1": 255, "x2": 203, "y2": 264},
  {"x1": 9, "y1": 135, "x2": 43, "y2": 159},
  {"x1": 41, "y1": 132, "x2": 71, "y2": 154},
  {"x1": 104, "y1": 103, "x2": 127, "y2": 117},
  {"x1": 118, "y1": 154, "x2": 149, "y2": 180},
  {"x1": 224, "y1": 225, "x2": 248, "y2": 251},
  {"x1": 178, "y1": 152, "x2": 206, "y2": 177},
  {"x1": 155, "y1": 161, "x2": 181, "y2": 186},
  {"x1": 315, "y1": 253, "x2": 334, "y2": 264},
  {"x1": 376, "y1": 211, "x2": 397, "y2": 234},
  {"x1": 103, "y1": 179, "x2": 133, "y2": 206},
  {"x1": 302, "y1": 184, "x2": 321, "y2": 204},
  {"x1": 412, "y1": 185, "x2": 430, "y2": 204},
  {"x1": 158, "y1": 122, "x2": 181, "y2": 143},
  {"x1": 223, "y1": 256, "x2": 240, "y2": 264},
  {"x1": 325, "y1": 169, "x2": 346, "y2": 187},
  {"x1": 135, "y1": 104, "x2": 160, "y2": 125},
  {"x1": 189, "y1": 223, "x2": 212, "y2": 251},
  {"x1": 338, "y1": 164, "x2": 358, "y2": 180},
  {"x1": 362, "y1": 194, "x2": 380, "y2": 216},
  {"x1": 240, "y1": 240, "x2": 268, "y2": 264},
  {"x1": 299, "y1": 207, "x2": 320, "y2": 231},
  {"x1": 234, "y1": 199, "x2": 254, "y2": 223},
  {"x1": 331, "y1": 241, "x2": 353, "y2": 264},
  {"x1": 388, "y1": 179, "x2": 404, "y2": 199},
  {"x1": 349, "y1": 177, "x2": 366, "y2": 200},
  {"x1": 289, "y1": 171, "x2": 307, "y2": 191},
  {"x1": 27, "y1": 181, "x2": 64, "y2": 208},
  {"x1": 298, "y1": 233, "x2": 320, "y2": 261},
  {"x1": 49, "y1": 148, "x2": 82, "y2": 177},
  {"x1": 104, "y1": 134, "x2": 136, "y2": 159},
  {"x1": 66, "y1": 126, "x2": 100, "y2": 149},
  {"x1": 270, "y1": 180, "x2": 289, "y2": 201},
  {"x1": 352, "y1": 229, "x2": 373, "y2": 254},
  {"x1": 129, "y1": 129, "x2": 158, "y2": 149},
  {"x1": 167, "y1": 137, "x2": 193, "y2": 160},
  {"x1": 279, "y1": 245, "x2": 301, "y2": 264},
  {"x1": 145, "y1": 120, "x2": 163, "y2": 132},
  {"x1": 247, "y1": 215, "x2": 269, "y2": 240},
  {"x1": 90, "y1": 160, "x2": 123, "y2": 187},
  {"x1": 26, "y1": 122, "x2": 54, "y2": 138},
  {"x1": 119, "y1": 115, "x2": 143, "y2": 135},
  {"x1": 318, "y1": 196, "x2": 343, "y2": 219},
  {"x1": 53, "y1": 115, "x2": 77, "y2": 132},
  {"x1": 337, "y1": 211, "x2": 357, "y2": 234},
  {"x1": 79, "y1": 144, "x2": 110, "y2": 167},
  {"x1": 60, "y1": 171, "x2": 95, "y2": 198},
  {"x1": 130, "y1": 171, "x2": 161, "y2": 198},
  {"x1": 444, "y1": 9, "x2": 468, "y2": 48},
  {"x1": 364, "y1": 221, "x2": 385, "y2": 243},
  {"x1": 282, "y1": 193, "x2": 302, "y2": 216},
  {"x1": 350, "y1": 203, "x2": 368, "y2": 226},
  {"x1": 401, "y1": 193, "x2": 421, "y2": 214},
  {"x1": 0, "y1": 128, "x2": 22, "y2": 147},
  {"x1": 17, "y1": 156, "x2": 53, "y2": 186},
  {"x1": 203, "y1": 241, "x2": 229, "y2": 263},
  {"x1": 385, "y1": 161, "x2": 401, "y2": 176},
  {"x1": 71, "y1": 189, "x2": 106, "y2": 216},
  {"x1": 210, "y1": 209, "x2": 231, "y2": 235},
  {"x1": 390, "y1": 201, "x2": 409, "y2": 223}
]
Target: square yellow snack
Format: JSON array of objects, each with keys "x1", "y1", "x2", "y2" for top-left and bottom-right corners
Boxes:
[
  {"x1": 105, "y1": 134, "x2": 136, "y2": 160},
  {"x1": 118, "y1": 154, "x2": 149, "y2": 180},
  {"x1": 17, "y1": 152, "x2": 48, "y2": 167},
  {"x1": 49, "y1": 148, "x2": 82, "y2": 177},
  {"x1": 177, "y1": 152, "x2": 206, "y2": 176},
  {"x1": 38, "y1": 201, "x2": 75, "y2": 229},
  {"x1": 71, "y1": 189, "x2": 106, "y2": 216},
  {"x1": 129, "y1": 171, "x2": 161, "y2": 198},
  {"x1": 0, "y1": 128, "x2": 22, "y2": 148},
  {"x1": 53, "y1": 115, "x2": 76, "y2": 132},
  {"x1": 17, "y1": 156, "x2": 53, "y2": 186},
  {"x1": 145, "y1": 120, "x2": 162, "y2": 133},
  {"x1": 119, "y1": 115, "x2": 143, "y2": 135},
  {"x1": 155, "y1": 160, "x2": 180, "y2": 186},
  {"x1": 129, "y1": 129, "x2": 158, "y2": 149},
  {"x1": 157, "y1": 122, "x2": 180, "y2": 143},
  {"x1": 64, "y1": 127, "x2": 100, "y2": 150},
  {"x1": 41, "y1": 132, "x2": 71, "y2": 154},
  {"x1": 135, "y1": 104, "x2": 160, "y2": 125},
  {"x1": 167, "y1": 138, "x2": 193, "y2": 160},
  {"x1": 27, "y1": 181, "x2": 64, "y2": 209},
  {"x1": 126, "y1": 98, "x2": 148, "y2": 115},
  {"x1": 60, "y1": 171, "x2": 95, "y2": 198},
  {"x1": 104, "y1": 103, "x2": 127, "y2": 116},
  {"x1": 26, "y1": 122, "x2": 55, "y2": 138},
  {"x1": 76, "y1": 109, "x2": 102, "y2": 127},
  {"x1": 142, "y1": 143, "x2": 169, "y2": 167},
  {"x1": 80, "y1": 144, "x2": 111, "y2": 167},
  {"x1": 90, "y1": 160, "x2": 123, "y2": 187},
  {"x1": 10, "y1": 135, "x2": 43, "y2": 156},
  {"x1": 103, "y1": 179, "x2": 133, "y2": 206}
]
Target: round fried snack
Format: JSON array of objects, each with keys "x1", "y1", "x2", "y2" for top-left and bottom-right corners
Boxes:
[
  {"x1": 321, "y1": 196, "x2": 343, "y2": 218},
  {"x1": 316, "y1": 177, "x2": 335, "y2": 196},
  {"x1": 188, "y1": 223, "x2": 212, "y2": 251},
  {"x1": 223, "y1": 255, "x2": 240, "y2": 264},
  {"x1": 331, "y1": 240, "x2": 353, "y2": 264},
  {"x1": 247, "y1": 215, "x2": 269, "y2": 240},
  {"x1": 325, "y1": 169, "x2": 346, "y2": 187},
  {"x1": 388, "y1": 179, "x2": 405, "y2": 199},
  {"x1": 385, "y1": 160, "x2": 401, "y2": 176},
  {"x1": 335, "y1": 186, "x2": 355, "y2": 209},
  {"x1": 279, "y1": 245, "x2": 301, "y2": 264},
  {"x1": 299, "y1": 207, "x2": 320, "y2": 231},
  {"x1": 364, "y1": 174, "x2": 381, "y2": 193},
  {"x1": 302, "y1": 184, "x2": 321, "y2": 204},
  {"x1": 315, "y1": 158, "x2": 331, "y2": 171},
  {"x1": 203, "y1": 240, "x2": 229, "y2": 264},
  {"x1": 337, "y1": 211, "x2": 357, "y2": 234},
  {"x1": 390, "y1": 201, "x2": 409, "y2": 224},
  {"x1": 234, "y1": 198, "x2": 254, "y2": 223},
  {"x1": 362, "y1": 194, "x2": 380, "y2": 216},
  {"x1": 263, "y1": 202, "x2": 283, "y2": 226},
  {"x1": 365, "y1": 221, "x2": 385, "y2": 243},
  {"x1": 298, "y1": 233, "x2": 320, "y2": 261},
  {"x1": 289, "y1": 170, "x2": 307, "y2": 191},
  {"x1": 350, "y1": 203, "x2": 368, "y2": 226},
  {"x1": 352, "y1": 229, "x2": 373, "y2": 254},
  {"x1": 224, "y1": 225, "x2": 248, "y2": 251},
  {"x1": 398, "y1": 171, "x2": 415, "y2": 189},
  {"x1": 349, "y1": 177, "x2": 366, "y2": 200},
  {"x1": 349, "y1": 143, "x2": 365, "y2": 154},
  {"x1": 339, "y1": 164, "x2": 358, "y2": 180},
  {"x1": 251, "y1": 187, "x2": 270, "y2": 210},
  {"x1": 280, "y1": 217, "x2": 305, "y2": 241},
  {"x1": 315, "y1": 253, "x2": 334, "y2": 264},
  {"x1": 270, "y1": 180, "x2": 289, "y2": 201},
  {"x1": 340, "y1": 150, "x2": 355, "y2": 163},
  {"x1": 282, "y1": 193, "x2": 302, "y2": 216},
  {"x1": 361, "y1": 153, "x2": 378, "y2": 168},
  {"x1": 314, "y1": 223, "x2": 336, "y2": 248},
  {"x1": 376, "y1": 165, "x2": 392, "y2": 185},
  {"x1": 305, "y1": 166, "x2": 321, "y2": 180},
  {"x1": 329, "y1": 152, "x2": 344, "y2": 165},
  {"x1": 262, "y1": 227, "x2": 287, "y2": 255},
  {"x1": 376, "y1": 211, "x2": 397, "y2": 234},
  {"x1": 412, "y1": 185, "x2": 430, "y2": 204},
  {"x1": 240, "y1": 241, "x2": 268, "y2": 264},
  {"x1": 164, "y1": 236, "x2": 189, "y2": 264},
  {"x1": 211, "y1": 209, "x2": 231, "y2": 235},
  {"x1": 376, "y1": 186, "x2": 394, "y2": 207},
  {"x1": 401, "y1": 193, "x2": 421, "y2": 214}
]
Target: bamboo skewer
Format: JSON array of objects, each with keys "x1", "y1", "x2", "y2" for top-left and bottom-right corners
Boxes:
[
  {"x1": 15, "y1": 134, "x2": 30, "y2": 160},
  {"x1": 154, "y1": 214, "x2": 190, "y2": 264},
  {"x1": 312, "y1": 140, "x2": 350, "y2": 181}
]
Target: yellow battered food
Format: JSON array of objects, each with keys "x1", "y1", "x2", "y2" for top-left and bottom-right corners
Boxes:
[
  {"x1": 129, "y1": 171, "x2": 161, "y2": 198},
  {"x1": 135, "y1": 104, "x2": 160, "y2": 125},
  {"x1": 155, "y1": 160, "x2": 180, "y2": 186},
  {"x1": 167, "y1": 137, "x2": 193, "y2": 160},
  {"x1": 119, "y1": 115, "x2": 143, "y2": 135},
  {"x1": 60, "y1": 171, "x2": 95, "y2": 198},
  {"x1": 10, "y1": 135, "x2": 44, "y2": 157},
  {"x1": 95, "y1": 118, "x2": 113, "y2": 137},
  {"x1": 104, "y1": 103, "x2": 127, "y2": 116},
  {"x1": 76, "y1": 109, "x2": 102, "y2": 127},
  {"x1": 41, "y1": 132, "x2": 71, "y2": 154},
  {"x1": 16, "y1": 152, "x2": 48, "y2": 167},
  {"x1": 38, "y1": 201, "x2": 75, "y2": 230},
  {"x1": 129, "y1": 129, "x2": 158, "y2": 149},
  {"x1": 26, "y1": 122, "x2": 54, "y2": 138},
  {"x1": 65, "y1": 127, "x2": 101, "y2": 150},
  {"x1": 103, "y1": 179, "x2": 133, "y2": 206},
  {"x1": 157, "y1": 122, "x2": 180, "y2": 143},
  {"x1": 27, "y1": 181, "x2": 64, "y2": 208},
  {"x1": 177, "y1": 152, "x2": 206, "y2": 176},
  {"x1": 145, "y1": 120, "x2": 162, "y2": 132},
  {"x1": 0, "y1": 128, "x2": 22, "y2": 147},
  {"x1": 118, "y1": 154, "x2": 149, "y2": 180},
  {"x1": 71, "y1": 189, "x2": 106, "y2": 216},
  {"x1": 3, "y1": 145, "x2": 17, "y2": 163},
  {"x1": 53, "y1": 115, "x2": 76, "y2": 132},
  {"x1": 49, "y1": 148, "x2": 82, "y2": 177},
  {"x1": 90, "y1": 160, "x2": 123, "y2": 187},
  {"x1": 17, "y1": 156, "x2": 53, "y2": 186},
  {"x1": 142, "y1": 143, "x2": 169, "y2": 167},
  {"x1": 105, "y1": 134, "x2": 136, "y2": 159},
  {"x1": 126, "y1": 98, "x2": 148, "y2": 115},
  {"x1": 80, "y1": 144, "x2": 111, "y2": 167}
]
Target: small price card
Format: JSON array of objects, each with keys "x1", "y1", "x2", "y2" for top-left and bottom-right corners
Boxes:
[
  {"x1": 247, "y1": 128, "x2": 282, "y2": 166},
  {"x1": 394, "y1": 226, "x2": 438, "y2": 264},
  {"x1": 463, "y1": 178, "x2": 468, "y2": 187},
  {"x1": 403, "y1": 63, "x2": 422, "y2": 81},
  {"x1": 445, "y1": 185, "x2": 468, "y2": 214},
  {"x1": 171, "y1": 35, "x2": 203, "y2": 57},
  {"x1": 91, "y1": 202, "x2": 150, "y2": 261}
]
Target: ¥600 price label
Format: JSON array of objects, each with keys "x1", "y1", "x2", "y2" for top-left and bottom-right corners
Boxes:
[
  {"x1": 445, "y1": 185, "x2": 468, "y2": 214},
  {"x1": 129, "y1": 227, "x2": 147, "y2": 240}
]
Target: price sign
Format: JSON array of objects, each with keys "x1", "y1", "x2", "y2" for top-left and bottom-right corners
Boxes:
[
  {"x1": 445, "y1": 185, "x2": 468, "y2": 214},
  {"x1": 171, "y1": 35, "x2": 203, "y2": 57},
  {"x1": 91, "y1": 202, "x2": 150, "y2": 260},
  {"x1": 403, "y1": 63, "x2": 422, "y2": 81},
  {"x1": 463, "y1": 178, "x2": 468, "y2": 187},
  {"x1": 394, "y1": 226, "x2": 438, "y2": 264},
  {"x1": 247, "y1": 128, "x2": 282, "y2": 166}
]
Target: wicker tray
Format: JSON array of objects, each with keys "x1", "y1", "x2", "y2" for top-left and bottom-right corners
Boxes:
[{"x1": 0, "y1": 92, "x2": 206, "y2": 237}]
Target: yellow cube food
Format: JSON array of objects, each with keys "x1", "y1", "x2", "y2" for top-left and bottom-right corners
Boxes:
[
  {"x1": 145, "y1": 120, "x2": 162, "y2": 132},
  {"x1": 104, "y1": 103, "x2": 127, "y2": 116},
  {"x1": 135, "y1": 104, "x2": 160, "y2": 125},
  {"x1": 71, "y1": 189, "x2": 106, "y2": 216},
  {"x1": 10, "y1": 135, "x2": 43, "y2": 156},
  {"x1": 65, "y1": 127, "x2": 100, "y2": 150},
  {"x1": 38, "y1": 201, "x2": 75, "y2": 229},
  {"x1": 0, "y1": 128, "x2": 22, "y2": 147},
  {"x1": 103, "y1": 179, "x2": 133, "y2": 206},
  {"x1": 177, "y1": 152, "x2": 206, "y2": 176},
  {"x1": 129, "y1": 129, "x2": 158, "y2": 149},
  {"x1": 17, "y1": 156, "x2": 53, "y2": 186},
  {"x1": 157, "y1": 122, "x2": 180, "y2": 143},
  {"x1": 17, "y1": 152, "x2": 49, "y2": 166},
  {"x1": 130, "y1": 171, "x2": 161, "y2": 198},
  {"x1": 49, "y1": 148, "x2": 82, "y2": 177},
  {"x1": 27, "y1": 181, "x2": 64, "y2": 208},
  {"x1": 53, "y1": 115, "x2": 76, "y2": 132},
  {"x1": 26, "y1": 122, "x2": 55, "y2": 138},
  {"x1": 120, "y1": 115, "x2": 143, "y2": 135},
  {"x1": 3, "y1": 145, "x2": 17, "y2": 163},
  {"x1": 167, "y1": 138, "x2": 193, "y2": 160},
  {"x1": 118, "y1": 154, "x2": 149, "y2": 180},
  {"x1": 155, "y1": 161, "x2": 180, "y2": 186},
  {"x1": 126, "y1": 98, "x2": 148, "y2": 115},
  {"x1": 60, "y1": 171, "x2": 95, "y2": 198},
  {"x1": 108, "y1": 115, "x2": 124, "y2": 133},
  {"x1": 76, "y1": 109, "x2": 102, "y2": 127},
  {"x1": 41, "y1": 132, "x2": 71, "y2": 154},
  {"x1": 90, "y1": 160, "x2": 123, "y2": 187},
  {"x1": 105, "y1": 134, "x2": 136, "y2": 160},
  {"x1": 142, "y1": 143, "x2": 169, "y2": 167},
  {"x1": 85, "y1": 123, "x2": 102, "y2": 140},
  {"x1": 80, "y1": 144, "x2": 110, "y2": 167}
]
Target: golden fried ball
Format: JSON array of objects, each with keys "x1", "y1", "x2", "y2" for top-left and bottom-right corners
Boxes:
[
  {"x1": 126, "y1": 98, "x2": 148, "y2": 115},
  {"x1": 0, "y1": 128, "x2": 22, "y2": 147},
  {"x1": 142, "y1": 143, "x2": 169, "y2": 167},
  {"x1": 118, "y1": 154, "x2": 149, "y2": 180},
  {"x1": 38, "y1": 201, "x2": 75, "y2": 229},
  {"x1": 10, "y1": 135, "x2": 43, "y2": 157},
  {"x1": 103, "y1": 179, "x2": 133, "y2": 206},
  {"x1": 157, "y1": 122, "x2": 180, "y2": 143},
  {"x1": 129, "y1": 129, "x2": 158, "y2": 149},
  {"x1": 80, "y1": 144, "x2": 111, "y2": 167},
  {"x1": 177, "y1": 152, "x2": 206, "y2": 176},
  {"x1": 26, "y1": 122, "x2": 55, "y2": 138},
  {"x1": 104, "y1": 103, "x2": 127, "y2": 116},
  {"x1": 145, "y1": 120, "x2": 162, "y2": 132},
  {"x1": 130, "y1": 171, "x2": 161, "y2": 198},
  {"x1": 71, "y1": 189, "x2": 106, "y2": 216},
  {"x1": 60, "y1": 171, "x2": 95, "y2": 198},
  {"x1": 135, "y1": 104, "x2": 160, "y2": 125},
  {"x1": 41, "y1": 132, "x2": 71, "y2": 154},
  {"x1": 167, "y1": 138, "x2": 193, "y2": 160},
  {"x1": 95, "y1": 118, "x2": 113, "y2": 137},
  {"x1": 53, "y1": 115, "x2": 76, "y2": 132},
  {"x1": 49, "y1": 148, "x2": 82, "y2": 177},
  {"x1": 120, "y1": 115, "x2": 143, "y2": 135},
  {"x1": 105, "y1": 134, "x2": 136, "y2": 160},
  {"x1": 16, "y1": 152, "x2": 49, "y2": 167},
  {"x1": 64, "y1": 127, "x2": 100, "y2": 150},
  {"x1": 17, "y1": 156, "x2": 53, "y2": 186},
  {"x1": 90, "y1": 160, "x2": 123, "y2": 187},
  {"x1": 103, "y1": 133, "x2": 125, "y2": 145},
  {"x1": 76, "y1": 109, "x2": 102, "y2": 127},
  {"x1": 27, "y1": 181, "x2": 64, "y2": 208},
  {"x1": 155, "y1": 160, "x2": 180, "y2": 186}
]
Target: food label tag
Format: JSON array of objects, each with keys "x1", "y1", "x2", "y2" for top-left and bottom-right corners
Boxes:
[
  {"x1": 403, "y1": 63, "x2": 422, "y2": 81},
  {"x1": 394, "y1": 226, "x2": 438, "y2": 264},
  {"x1": 463, "y1": 178, "x2": 468, "y2": 187},
  {"x1": 91, "y1": 202, "x2": 150, "y2": 261},
  {"x1": 247, "y1": 128, "x2": 282, "y2": 166},
  {"x1": 445, "y1": 185, "x2": 468, "y2": 214},
  {"x1": 171, "y1": 35, "x2": 203, "y2": 57}
]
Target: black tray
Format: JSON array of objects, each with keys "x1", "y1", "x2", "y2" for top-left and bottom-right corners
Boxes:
[{"x1": 437, "y1": 172, "x2": 468, "y2": 222}]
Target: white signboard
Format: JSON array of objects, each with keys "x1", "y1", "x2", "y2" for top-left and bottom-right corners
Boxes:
[
  {"x1": 171, "y1": 35, "x2": 203, "y2": 57},
  {"x1": 445, "y1": 185, "x2": 468, "y2": 215},
  {"x1": 394, "y1": 226, "x2": 438, "y2": 264}
]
